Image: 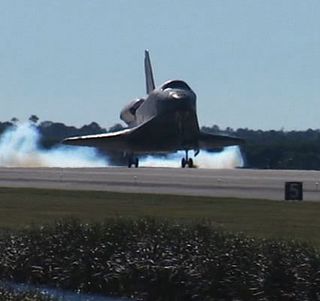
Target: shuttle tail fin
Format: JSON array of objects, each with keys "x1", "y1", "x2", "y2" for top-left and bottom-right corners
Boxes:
[{"x1": 144, "y1": 50, "x2": 155, "y2": 94}]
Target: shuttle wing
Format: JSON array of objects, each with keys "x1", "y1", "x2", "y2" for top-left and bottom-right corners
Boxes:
[
  {"x1": 198, "y1": 131, "x2": 244, "y2": 149},
  {"x1": 62, "y1": 117, "x2": 157, "y2": 152},
  {"x1": 63, "y1": 128, "x2": 133, "y2": 151},
  {"x1": 63, "y1": 124, "x2": 244, "y2": 153}
]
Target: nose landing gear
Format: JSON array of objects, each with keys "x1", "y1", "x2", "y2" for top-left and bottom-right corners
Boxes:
[{"x1": 181, "y1": 150, "x2": 194, "y2": 168}]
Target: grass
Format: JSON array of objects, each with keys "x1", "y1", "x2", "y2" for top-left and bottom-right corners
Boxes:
[{"x1": 0, "y1": 187, "x2": 319, "y2": 246}]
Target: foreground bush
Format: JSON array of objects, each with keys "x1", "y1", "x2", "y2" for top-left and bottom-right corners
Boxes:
[
  {"x1": 0, "y1": 287, "x2": 54, "y2": 301},
  {"x1": 0, "y1": 218, "x2": 319, "y2": 300}
]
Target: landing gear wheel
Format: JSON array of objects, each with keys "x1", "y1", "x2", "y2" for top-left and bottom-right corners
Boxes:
[
  {"x1": 181, "y1": 158, "x2": 186, "y2": 168},
  {"x1": 128, "y1": 155, "x2": 139, "y2": 168},
  {"x1": 134, "y1": 158, "x2": 139, "y2": 168},
  {"x1": 128, "y1": 157, "x2": 133, "y2": 168},
  {"x1": 181, "y1": 150, "x2": 194, "y2": 168}
]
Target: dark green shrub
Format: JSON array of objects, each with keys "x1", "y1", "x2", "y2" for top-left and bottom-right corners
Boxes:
[{"x1": 0, "y1": 218, "x2": 319, "y2": 300}]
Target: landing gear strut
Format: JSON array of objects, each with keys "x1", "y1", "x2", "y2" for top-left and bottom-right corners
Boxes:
[
  {"x1": 181, "y1": 150, "x2": 193, "y2": 168},
  {"x1": 127, "y1": 155, "x2": 139, "y2": 168}
]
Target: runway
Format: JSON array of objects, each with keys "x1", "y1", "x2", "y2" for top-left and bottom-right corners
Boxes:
[{"x1": 0, "y1": 167, "x2": 320, "y2": 201}]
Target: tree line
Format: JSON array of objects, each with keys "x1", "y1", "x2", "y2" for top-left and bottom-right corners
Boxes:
[{"x1": 2, "y1": 116, "x2": 320, "y2": 170}]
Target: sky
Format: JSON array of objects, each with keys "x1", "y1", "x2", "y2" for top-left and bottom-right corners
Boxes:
[{"x1": 0, "y1": 0, "x2": 319, "y2": 130}]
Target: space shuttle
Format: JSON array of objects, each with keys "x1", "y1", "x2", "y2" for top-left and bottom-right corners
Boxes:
[{"x1": 63, "y1": 50, "x2": 244, "y2": 167}]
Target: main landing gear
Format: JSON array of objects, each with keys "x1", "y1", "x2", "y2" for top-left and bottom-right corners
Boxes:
[
  {"x1": 127, "y1": 155, "x2": 139, "y2": 168},
  {"x1": 181, "y1": 150, "x2": 194, "y2": 168}
]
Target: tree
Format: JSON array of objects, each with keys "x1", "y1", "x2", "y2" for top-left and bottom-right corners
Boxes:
[
  {"x1": 11, "y1": 117, "x2": 19, "y2": 124},
  {"x1": 29, "y1": 115, "x2": 39, "y2": 124},
  {"x1": 109, "y1": 123, "x2": 124, "y2": 132}
]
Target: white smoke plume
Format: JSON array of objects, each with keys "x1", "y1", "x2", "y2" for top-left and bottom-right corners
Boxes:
[
  {"x1": 0, "y1": 123, "x2": 108, "y2": 167},
  {"x1": 0, "y1": 123, "x2": 244, "y2": 169},
  {"x1": 140, "y1": 147, "x2": 244, "y2": 169}
]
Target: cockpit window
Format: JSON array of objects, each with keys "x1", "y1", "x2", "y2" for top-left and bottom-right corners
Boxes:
[
  {"x1": 129, "y1": 98, "x2": 144, "y2": 115},
  {"x1": 161, "y1": 80, "x2": 191, "y2": 91}
]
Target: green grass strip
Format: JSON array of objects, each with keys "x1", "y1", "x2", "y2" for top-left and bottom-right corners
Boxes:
[{"x1": 0, "y1": 187, "x2": 319, "y2": 247}]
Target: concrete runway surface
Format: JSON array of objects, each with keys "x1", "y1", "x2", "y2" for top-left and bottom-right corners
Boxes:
[{"x1": 1, "y1": 167, "x2": 320, "y2": 201}]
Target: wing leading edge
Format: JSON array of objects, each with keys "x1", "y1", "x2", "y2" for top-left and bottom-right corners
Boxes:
[
  {"x1": 62, "y1": 128, "x2": 133, "y2": 151},
  {"x1": 62, "y1": 117, "x2": 157, "y2": 152}
]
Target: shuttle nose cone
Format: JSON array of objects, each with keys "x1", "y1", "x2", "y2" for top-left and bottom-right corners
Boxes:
[{"x1": 159, "y1": 88, "x2": 196, "y2": 114}]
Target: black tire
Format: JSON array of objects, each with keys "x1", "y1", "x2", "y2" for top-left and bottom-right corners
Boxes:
[
  {"x1": 188, "y1": 158, "x2": 193, "y2": 168},
  {"x1": 128, "y1": 157, "x2": 132, "y2": 168},
  {"x1": 181, "y1": 158, "x2": 186, "y2": 168},
  {"x1": 135, "y1": 158, "x2": 139, "y2": 168}
]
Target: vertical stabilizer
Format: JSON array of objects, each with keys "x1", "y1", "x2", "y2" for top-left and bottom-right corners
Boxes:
[{"x1": 144, "y1": 50, "x2": 155, "y2": 94}]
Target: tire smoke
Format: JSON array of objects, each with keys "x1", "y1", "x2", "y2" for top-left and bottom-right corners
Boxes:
[
  {"x1": 140, "y1": 147, "x2": 244, "y2": 169},
  {"x1": 0, "y1": 123, "x2": 108, "y2": 167}
]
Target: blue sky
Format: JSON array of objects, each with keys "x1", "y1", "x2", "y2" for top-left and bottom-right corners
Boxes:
[{"x1": 0, "y1": 0, "x2": 319, "y2": 130}]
